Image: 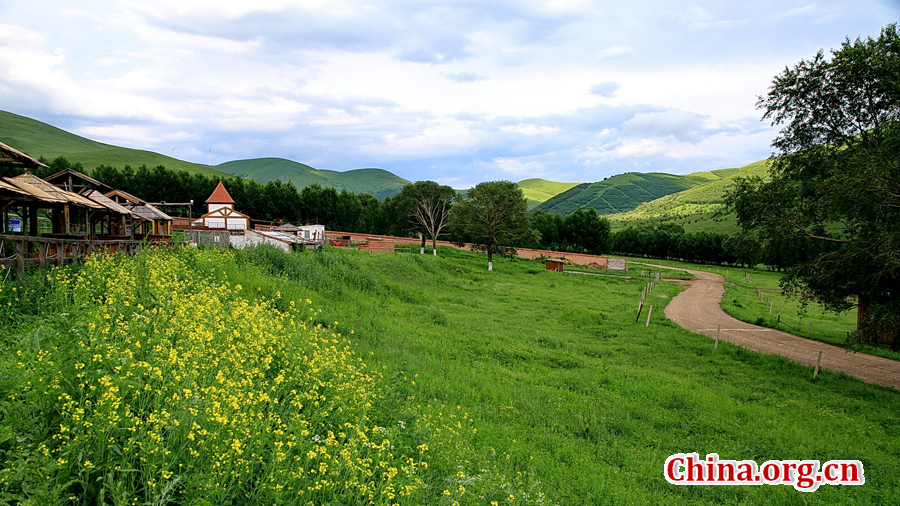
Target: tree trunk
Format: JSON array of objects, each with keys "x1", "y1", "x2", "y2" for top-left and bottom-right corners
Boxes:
[
  {"x1": 432, "y1": 238, "x2": 437, "y2": 256},
  {"x1": 487, "y1": 247, "x2": 493, "y2": 271},
  {"x1": 420, "y1": 233, "x2": 426, "y2": 255}
]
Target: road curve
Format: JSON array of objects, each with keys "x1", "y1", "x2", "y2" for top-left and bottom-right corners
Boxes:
[{"x1": 645, "y1": 264, "x2": 900, "y2": 390}]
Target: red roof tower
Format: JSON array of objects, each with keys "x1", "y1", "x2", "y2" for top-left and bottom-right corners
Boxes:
[{"x1": 206, "y1": 181, "x2": 235, "y2": 204}]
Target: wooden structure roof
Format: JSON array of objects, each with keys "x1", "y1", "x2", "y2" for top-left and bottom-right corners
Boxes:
[
  {"x1": 1, "y1": 178, "x2": 43, "y2": 199},
  {"x1": 206, "y1": 181, "x2": 235, "y2": 204},
  {"x1": 0, "y1": 141, "x2": 48, "y2": 170},
  {"x1": 11, "y1": 173, "x2": 104, "y2": 209},
  {"x1": 104, "y1": 189, "x2": 145, "y2": 206},
  {"x1": 85, "y1": 190, "x2": 133, "y2": 215},
  {"x1": 44, "y1": 168, "x2": 112, "y2": 193},
  {"x1": 2, "y1": 175, "x2": 68, "y2": 203},
  {"x1": 130, "y1": 204, "x2": 173, "y2": 222}
]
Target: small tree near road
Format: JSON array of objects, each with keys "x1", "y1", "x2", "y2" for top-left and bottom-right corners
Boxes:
[
  {"x1": 449, "y1": 180, "x2": 536, "y2": 271},
  {"x1": 725, "y1": 24, "x2": 900, "y2": 346}
]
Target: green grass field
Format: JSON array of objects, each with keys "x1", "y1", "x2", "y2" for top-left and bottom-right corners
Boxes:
[{"x1": 2, "y1": 246, "x2": 899, "y2": 504}]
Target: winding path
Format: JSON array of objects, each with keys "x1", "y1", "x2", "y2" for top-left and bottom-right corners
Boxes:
[{"x1": 645, "y1": 264, "x2": 900, "y2": 390}]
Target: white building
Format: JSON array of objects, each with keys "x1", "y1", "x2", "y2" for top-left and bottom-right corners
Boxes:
[{"x1": 193, "y1": 181, "x2": 250, "y2": 230}]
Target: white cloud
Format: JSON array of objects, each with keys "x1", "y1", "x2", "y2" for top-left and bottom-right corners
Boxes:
[
  {"x1": 598, "y1": 45, "x2": 634, "y2": 58},
  {"x1": 0, "y1": 0, "x2": 893, "y2": 185},
  {"x1": 444, "y1": 71, "x2": 488, "y2": 83},
  {"x1": 589, "y1": 82, "x2": 619, "y2": 97}
]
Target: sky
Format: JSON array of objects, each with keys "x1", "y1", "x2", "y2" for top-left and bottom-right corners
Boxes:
[{"x1": 0, "y1": 1, "x2": 897, "y2": 188}]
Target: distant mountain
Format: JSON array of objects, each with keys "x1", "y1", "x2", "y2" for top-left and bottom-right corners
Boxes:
[
  {"x1": 217, "y1": 158, "x2": 410, "y2": 198},
  {"x1": 516, "y1": 178, "x2": 581, "y2": 209},
  {"x1": 0, "y1": 110, "x2": 413, "y2": 198},
  {"x1": 0, "y1": 110, "x2": 232, "y2": 178},
  {"x1": 606, "y1": 161, "x2": 771, "y2": 233},
  {"x1": 534, "y1": 171, "x2": 720, "y2": 215}
]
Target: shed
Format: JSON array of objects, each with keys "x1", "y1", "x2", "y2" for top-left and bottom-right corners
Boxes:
[{"x1": 545, "y1": 258, "x2": 565, "y2": 272}]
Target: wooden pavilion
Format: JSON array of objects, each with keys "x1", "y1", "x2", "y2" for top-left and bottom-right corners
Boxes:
[{"x1": 104, "y1": 189, "x2": 173, "y2": 241}]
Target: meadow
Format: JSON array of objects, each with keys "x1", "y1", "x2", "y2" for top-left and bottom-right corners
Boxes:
[{"x1": 2, "y1": 246, "x2": 899, "y2": 505}]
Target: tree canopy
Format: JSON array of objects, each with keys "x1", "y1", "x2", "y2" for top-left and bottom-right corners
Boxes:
[
  {"x1": 725, "y1": 24, "x2": 900, "y2": 345},
  {"x1": 392, "y1": 181, "x2": 457, "y2": 255},
  {"x1": 449, "y1": 181, "x2": 535, "y2": 271}
]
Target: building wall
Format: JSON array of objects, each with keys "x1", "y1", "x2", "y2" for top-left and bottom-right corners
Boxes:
[
  {"x1": 208, "y1": 203, "x2": 233, "y2": 213},
  {"x1": 203, "y1": 217, "x2": 248, "y2": 230},
  {"x1": 230, "y1": 230, "x2": 291, "y2": 252},
  {"x1": 299, "y1": 225, "x2": 325, "y2": 241}
]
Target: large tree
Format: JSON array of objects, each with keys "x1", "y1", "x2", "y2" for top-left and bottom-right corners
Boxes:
[
  {"x1": 449, "y1": 180, "x2": 536, "y2": 271},
  {"x1": 394, "y1": 181, "x2": 457, "y2": 255},
  {"x1": 725, "y1": 24, "x2": 900, "y2": 346}
]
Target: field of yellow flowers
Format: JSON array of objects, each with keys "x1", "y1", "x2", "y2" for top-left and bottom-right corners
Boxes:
[
  {"x1": 9, "y1": 244, "x2": 898, "y2": 505},
  {"x1": 0, "y1": 248, "x2": 527, "y2": 505}
]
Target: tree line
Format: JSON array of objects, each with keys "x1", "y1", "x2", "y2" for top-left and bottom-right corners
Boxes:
[{"x1": 31, "y1": 156, "x2": 751, "y2": 266}]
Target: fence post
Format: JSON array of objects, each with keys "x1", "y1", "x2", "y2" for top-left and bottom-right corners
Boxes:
[
  {"x1": 715, "y1": 325, "x2": 720, "y2": 349},
  {"x1": 814, "y1": 351, "x2": 823, "y2": 379},
  {"x1": 16, "y1": 239, "x2": 25, "y2": 279},
  {"x1": 645, "y1": 305, "x2": 653, "y2": 327}
]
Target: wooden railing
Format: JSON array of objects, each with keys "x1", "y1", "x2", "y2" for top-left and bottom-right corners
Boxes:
[{"x1": 0, "y1": 234, "x2": 144, "y2": 279}]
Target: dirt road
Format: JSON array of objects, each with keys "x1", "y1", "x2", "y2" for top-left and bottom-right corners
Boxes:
[{"x1": 646, "y1": 264, "x2": 900, "y2": 390}]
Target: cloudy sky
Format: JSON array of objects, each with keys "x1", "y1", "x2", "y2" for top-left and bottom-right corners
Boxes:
[{"x1": 1, "y1": 1, "x2": 896, "y2": 187}]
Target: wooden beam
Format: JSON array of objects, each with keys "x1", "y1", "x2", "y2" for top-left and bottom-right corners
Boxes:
[{"x1": 16, "y1": 239, "x2": 24, "y2": 279}]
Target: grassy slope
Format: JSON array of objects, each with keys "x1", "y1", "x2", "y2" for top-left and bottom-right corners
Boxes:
[
  {"x1": 1, "y1": 111, "x2": 410, "y2": 196},
  {"x1": 218, "y1": 158, "x2": 411, "y2": 197},
  {"x1": 0, "y1": 110, "x2": 232, "y2": 178},
  {"x1": 223, "y1": 245, "x2": 899, "y2": 505},
  {"x1": 607, "y1": 160, "x2": 770, "y2": 233},
  {"x1": 516, "y1": 178, "x2": 581, "y2": 209},
  {"x1": 535, "y1": 171, "x2": 718, "y2": 216}
]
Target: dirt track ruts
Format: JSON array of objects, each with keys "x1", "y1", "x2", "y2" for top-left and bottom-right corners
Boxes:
[{"x1": 645, "y1": 264, "x2": 900, "y2": 390}]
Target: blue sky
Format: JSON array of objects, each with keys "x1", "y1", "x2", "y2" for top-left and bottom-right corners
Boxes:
[{"x1": 0, "y1": 1, "x2": 896, "y2": 187}]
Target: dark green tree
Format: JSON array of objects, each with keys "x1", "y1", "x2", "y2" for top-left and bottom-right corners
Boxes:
[
  {"x1": 561, "y1": 208, "x2": 611, "y2": 254},
  {"x1": 449, "y1": 180, "x2": 536, "y2": 270},
  {"x1": 725, "y1": 24, "x2": 900, "y2": 346}
]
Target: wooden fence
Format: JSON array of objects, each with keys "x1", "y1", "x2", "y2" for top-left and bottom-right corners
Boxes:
[{"x1": 0, "y1": 234, "x2": 143, "y2": 279}]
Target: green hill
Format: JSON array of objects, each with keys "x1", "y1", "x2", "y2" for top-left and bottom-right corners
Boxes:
[
  {"x1": 607, "y1": 159, "x2": 771, "y2": 233},
  {"x1": 0, "y1": 111, "x2": 412, "y2": 197},
  {"x1": 217, "y1": 158, "x2": 410, "y2": 198},
  {"x1": 0, "y1": 110, "x2": 232, "y2": 178},
  {"x1": 534, "y1": 171, "x2": 719, "y2": 215},
  {"x1": 516, "y1": 178, "x2": 581, "y2": 209}
]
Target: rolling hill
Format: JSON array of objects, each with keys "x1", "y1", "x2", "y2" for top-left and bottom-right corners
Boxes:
[
  {"x1": 516, "y1": 178, "x2": 581, "y2": 209},
  {"x1": 605, "y1": 160, "x2": 771, "y2": 233},
  {"x1": 217, "y1": 158, "x2": 410, "y2": 198},
  {"x1": 0, "y1": 110, "x2": 411, "y2": 197},
  {"x1": 534, "y1": 171, "x2": 721, "y2": 215},
  {"x1": 0, "y1": 110, "x2": 232, "y2": 178}
]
